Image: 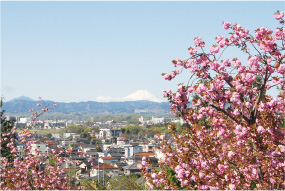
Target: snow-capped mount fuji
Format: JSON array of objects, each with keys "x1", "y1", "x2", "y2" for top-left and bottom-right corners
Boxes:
[{"x1": 123, "y1": 90, "x2": 163, "y2": 102}]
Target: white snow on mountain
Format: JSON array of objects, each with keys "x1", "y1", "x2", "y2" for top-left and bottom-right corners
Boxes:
[
  {"x1": 123, "y1": 90, "x2": 163, "y2": 102},
  {"x1": 95, "y1": 90, "x2": 164, "y2": 102}
]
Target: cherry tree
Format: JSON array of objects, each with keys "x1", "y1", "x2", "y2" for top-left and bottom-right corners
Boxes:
[
  {"x1": 139, "y1": 11, "x2": 285, "y2": 190},
  {"x1": 0, "y1": 97, "x2": 82, "y2": 190}
]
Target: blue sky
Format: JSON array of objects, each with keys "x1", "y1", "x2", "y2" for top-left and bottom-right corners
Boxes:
[{"x1": 1, "y1": 1, "x2": 284, "y2": 102}]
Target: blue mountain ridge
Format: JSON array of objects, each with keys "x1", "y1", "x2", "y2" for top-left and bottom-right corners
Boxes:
[{"x1": 2, "y1": 98, "x2": 171, "y2": 115}]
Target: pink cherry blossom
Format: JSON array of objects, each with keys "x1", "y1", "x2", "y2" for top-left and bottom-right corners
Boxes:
[
  {"x1": 188, "y1": 46, "x2": 197, "y2": 55},
  {"x1": 194, "y1": 36, "x2": 205, "y2": 47},
  {"x1": 210, "y1": 45, "x2": 219, "y2": 53},
  {"x1": 228, "y1": 151, "x2": 235, "y2": 159},
  {"x1": 223, "y1": 21, "x2": 231, "y2": 29},
  {"x1": 274, "y1": 10, "x2": 284, "y2": 20},
  {"x1": 229, "y1": 183, "x2": 236, "y2": 190}
]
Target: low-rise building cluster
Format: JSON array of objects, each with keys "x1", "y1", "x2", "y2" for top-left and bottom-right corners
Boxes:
[{"x1": 13, "y1": 116, "x2": 174, "y2": 184}]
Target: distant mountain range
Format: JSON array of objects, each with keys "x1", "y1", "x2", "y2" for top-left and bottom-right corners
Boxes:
[{"x1": 2, "y1": 97, "x2": 171, "y2": 115}]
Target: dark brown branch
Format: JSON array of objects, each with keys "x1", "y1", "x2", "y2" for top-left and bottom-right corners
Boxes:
[{"x1": 210, "y1": 104, "x2": 249, "y2": 124}]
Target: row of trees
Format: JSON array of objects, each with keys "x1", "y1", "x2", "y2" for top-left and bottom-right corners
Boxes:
[{"x1": 121, "y1": 124, "x2": 179, "y2": 139}]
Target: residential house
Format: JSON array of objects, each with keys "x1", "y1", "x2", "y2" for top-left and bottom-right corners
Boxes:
[
  {"x1": 116, "y1": 137, "x2": 126, "y2": 145},
  {"x1": 103, "y1": 143, "x2": 112, "y2": 151},
  {"x1": 107, "y1": 147, "x2": 124, "y2": 154},
  {"x1": 126, "y1": 155, "x2": 142, "y2": 165},
  {"x1": 77, "y1": 138, "x2": 90, "y2": 144},
  {"x1": 108, "y1": 152, "x2": 123, "y2": 161},
  {"x1": 135, "y1": 152, "x2": 156, "y2": 158},
  {"x1": 106, "y1": 147, "x2": 124, "y2": 161},
  {"x1": 90, "y1": 163, "x2": 118, "y2": 177},
  {"x1": 122, "y1": 162, "x2": 143, "y2": 176},
  {"x1": 76, "y1": 160, "x2": 95, "y2": 177},
  {"x1": 99, "y1": 156, "x2": 115, "y2": 164},
  {"x1": 135, "y1": 153, "x2": 159, "y2": 167},
  {"x1": 71, "y1": 134, "x2": 81, "y2": 139},
  {"x1": 139, "y1": 143, "x2": 155, "y2": 153},
  {"x1": 126, "y1": 152, "x2": 158, "y2": 167},
  {"x1": 97, "y1": 152, "x2": 108, "y2": 158},
  {"x1": 52, "y1": 133, "x2": 61, "y2": 139},
  {"x1": 45, "y1": 142, "x2": 58, "y2": 150},
  {"x1": 86, "y1": 150, "x2": 99, "y2": 160},
  {"x1": 79, "y1": 144, "x2": 95, "y2": 153},
  {"x1": 111, "y1": 161, "x2": 128, "y2": 175}
]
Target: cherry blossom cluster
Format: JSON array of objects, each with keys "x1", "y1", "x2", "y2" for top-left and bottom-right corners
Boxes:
[
  {"x1": 0, "y1": 97, "x2": 83, "y2": 190},
  {"x1": 0, "y1": 128, "x2": 82, "y2": 189},
  {"x1": 140, "y1": 11, "x2": 285, "y2": 190}
]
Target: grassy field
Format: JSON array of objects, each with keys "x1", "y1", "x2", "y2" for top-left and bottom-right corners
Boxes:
[{"x1": 16, "y1": 128, "x2": 66, "y2": 135}]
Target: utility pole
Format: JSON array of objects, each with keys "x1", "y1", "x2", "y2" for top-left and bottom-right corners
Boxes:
[
  {"x1": 97, "y1": 159, "x2": 99, "y2": 183},
  {"x1": 103, "y1": 165, "x2": 105, "y2": 186}
]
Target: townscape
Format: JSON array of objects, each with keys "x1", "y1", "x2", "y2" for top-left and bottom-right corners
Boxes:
[{"x1": 6, "y1": 114, "x2": 182, "y2": 189}]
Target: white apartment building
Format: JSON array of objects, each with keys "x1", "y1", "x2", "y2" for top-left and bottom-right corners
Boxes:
[
  {"x1": 31, "y1": 143, "x2": 48, "y2": 156},
  {"x1": 124, "y1": 146, "x2": 143, "y2": 158},
  {"x1": 99, "y1": 129, "x2": 122, "y2": 138}
]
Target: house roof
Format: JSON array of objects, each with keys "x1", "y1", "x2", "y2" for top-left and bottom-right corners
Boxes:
[
  {"x1": 109, "y1": 153, "x2": 123, "y2": 157},
  {"x1": 100, "y1": 156, "x2": 114, "y2": 160},
  {"x1": 113, "y1": 162, "x2": 128, "y2": 168},
  {"x1": 79, "y1": 161, "x2": 93, "y2": 166},
  {"x1": 123, "y1": 162, "x2": 140, "y2": 170},
  {"x1": 129, "y1": 155, "x2": 142, "y2": 161},
  {"x1": 80, "y1": 144, "x2": 94, "y2": 148},
  {"x1": 109, "y1": 147, "x2": 124, "y2": 152},
  {"x1": 135, "y1": 152, "x2": 155, "y2": 157},
  {"x1": 92, "y1": 163, "x2": 118, "y2": 170},
  {"x1": 45, "y1": 142, "x2": 57, "y2": 145}
]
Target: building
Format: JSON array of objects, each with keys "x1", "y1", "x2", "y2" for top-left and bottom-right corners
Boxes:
[
  {"x1": 52, "y1": 133, "x2": 61, "y2": 139},
  {"x1": 30, "y1": 143, "x2": 48, "y2": 156},
  {"x1": 124, "y1": 146, "x2": 143, "y2": 158},
  {"x1": 139, "y1": 143, "x2": 155, "y2": 153},
  {"x1": 122, "y1": 162, "x2": 142, "y2": 176},
  {"x1": 99, "y1": 156, "x2": 115, "y2": 164},
  {"x1": 99, "y1": 129, "x2": 122, "y2": 138},
  {"x1": 90, "y1": 163, "x2": 118, "y2": 177}
]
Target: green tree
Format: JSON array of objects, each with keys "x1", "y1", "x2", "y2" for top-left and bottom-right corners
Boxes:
[
  {"x1": 95, "y1": 147, "x2": 102, "y2": 152},
  {"x1": 127, "y1": 120, "x2": 141, "y2": 125},
  {"x1": 80, "y1": 174, "x2": 145, "y2": 190},
  {"x1": 66, "y1": 126, "x2": 84, "y2": 134},
  {"x1": 0, "y1": 99, "x2": 17, "y2": 162}
]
